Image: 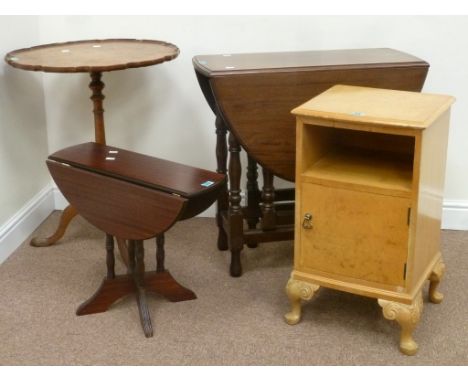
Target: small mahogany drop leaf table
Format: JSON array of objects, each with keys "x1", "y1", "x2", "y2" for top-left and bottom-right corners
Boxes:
[
  {"x1": 5, "y1": 39, "x2": 179, "y2": 248},
  {"x1": 47, "y1": 142, "x2": 226, "y2": 337}
]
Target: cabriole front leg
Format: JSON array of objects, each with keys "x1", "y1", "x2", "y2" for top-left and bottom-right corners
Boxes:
[
  {"x1": 378, "y1": 293, "x2": 423, "y2": 356},
  {"x1": 284, "y1": 278, "x2": 320, "y2": 325},
  {"x1": 428, "y1": 258, "x2": 445, "y2": 304}
]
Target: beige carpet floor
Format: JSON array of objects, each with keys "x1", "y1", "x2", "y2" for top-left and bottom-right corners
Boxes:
[{"x1": 0, "y1": 212, "x2": 467, "y2": 365}]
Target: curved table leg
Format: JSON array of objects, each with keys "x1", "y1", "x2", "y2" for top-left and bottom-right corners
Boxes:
[
  {"x1": 145, "y1": 271, "x2": 197, "y2": 302},
  {"x1": 30, "y1": 204, "x2": 77, "y2": 247},
  {"x1": 378, "y1": 293, "x2": 423, "y2": 356},
  {"x1": 284, "y1": 278, "x2": 320, "y2": 325},
  {"x1": 76, "y1": 275, "x2": 135, "y2": 315}
]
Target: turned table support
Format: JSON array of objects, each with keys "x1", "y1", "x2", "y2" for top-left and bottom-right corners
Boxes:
[
  {"x1": 30, "y1": 71, "x2": 107, "y2": 247},
  {"x1": 246, "y1": 155, "x2": 260, "y2": 230},
  {"x1": 89, "y1": 71, "x2": 106, "y2": 145},
  {"x1": 228, "y1": 132, "x2": 244, "y2": 277},
  {"x1": 261, "y1": 168, "x2": 276, "y2": 231},
  {"x1": 215, "y1": 115, "x2": 229, "y2": 251}
]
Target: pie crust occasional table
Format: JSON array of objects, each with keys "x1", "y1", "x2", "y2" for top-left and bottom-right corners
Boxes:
[{"x1": 5, "y1": 38, "x2": 179, "y2": 248}]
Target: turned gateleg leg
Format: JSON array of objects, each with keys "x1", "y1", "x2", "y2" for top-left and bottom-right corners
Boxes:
[
  {"x1": 215, "y1": 115, "x2": 229, "y2": 251},
  {"x1": 246, "y1": 155, "x2": 260, "y2": 230},
  {"x1": 156, "y1": 234, "x2": 165, "y2": 272},
  {"x1": 261, "y1": 168, "x2": 276, "y2": 231},
  {"x1": 134, "y1": 240, "x2": 153, "y2": 338},
  {"x1": 30, "y1": 205, "x2": 78, "y2": 247},
  {"x1": 246, "y1": 155, "x2": 260, "y2": 248},
  {"x1": 428, "y1": 258, "x2": 445, "y2": 304},
  {"x1": 284, "y1": 278, "x2": 320, "y2": 325},
  {"x1": 378, "y1": 292, "x2": 423, "y2": 356},
  {"x1": 228, "y1": 132, "x2": 244, "y2": 277}
]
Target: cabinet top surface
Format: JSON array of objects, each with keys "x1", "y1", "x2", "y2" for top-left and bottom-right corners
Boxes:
[
  {"x1": 292, "y1": 85, "x2": 455, "y2": 129},
  {"x1": 4, "y1": 39, "x2": 179, "y2": 73},
  {"x1": 192, "y1": 48, "x2": 428, "y2": 77}
]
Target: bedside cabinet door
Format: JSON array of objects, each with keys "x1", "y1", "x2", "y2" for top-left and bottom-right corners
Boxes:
[{"x1": 298, "y1": 183, "x2": 411, "y2": 286}]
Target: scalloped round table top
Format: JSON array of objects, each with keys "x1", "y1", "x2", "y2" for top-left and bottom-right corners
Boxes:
[{"x1": 4, "y1": 39, "x2": 179, "y2": 73}]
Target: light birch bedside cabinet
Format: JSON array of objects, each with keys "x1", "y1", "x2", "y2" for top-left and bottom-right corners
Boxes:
[{"x1": 285, "y1": 85, "x2": 455, "y2": 355}]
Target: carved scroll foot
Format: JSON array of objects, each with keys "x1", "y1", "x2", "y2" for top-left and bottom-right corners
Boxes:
[
  {"x1": 428, "y1": 259, "x2": 445, "y2": 304},
  {"x1": 284, "y1": 278, "x2": 320, "y2": 325},
  {"x1": 30, "y1": 205, "x2": 77, "y2": 247},
  {"x1": 378, "y1": 293, "x2": 423, "y2": 356}
]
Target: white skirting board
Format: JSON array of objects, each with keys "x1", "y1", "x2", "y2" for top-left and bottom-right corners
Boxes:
[
  {"x1": 1, "y1": 186, "x2": 467, "y2": 265},
  {"x1": 0, "y1": 186, "x2": 55, "y2": 264},
  {"x1": 441, "y1": 199, "x2": 468, "y2": 230}
]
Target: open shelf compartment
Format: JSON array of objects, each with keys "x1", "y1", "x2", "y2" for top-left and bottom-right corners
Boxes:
[{"x1": 300, "y1": 125, "x2": 415, "y2": 198}]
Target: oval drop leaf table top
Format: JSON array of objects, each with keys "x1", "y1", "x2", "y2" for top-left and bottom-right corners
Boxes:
[{"x1": 4, "y1": 39, "x2": 179, "y2": 73}]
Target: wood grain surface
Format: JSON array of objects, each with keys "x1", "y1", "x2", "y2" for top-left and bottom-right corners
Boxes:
[
  {"x1": 49, "y1": 142, "x2": 225, "y2": 199},
  {"x1": 5, "y1": 39, "x2": 179, "y2": 73},
  {"x1": 194, "y1": 48, "x2": 429, "y2": 181},
  {"x1": 298, "y1": 182, "x2": 411, "y2": 286},
  {"x1": 292, "y1": 85, "x2": 455, "y2": 129},
  {"x1": 47, "y1": 160, "x2": 187, "y2": 240},
  {"x1": 291, "y1": 84, "x2": 454, "y2": 306},
  {"x1": 193, "y1": 48, "x2": 427, "y2": 76}
]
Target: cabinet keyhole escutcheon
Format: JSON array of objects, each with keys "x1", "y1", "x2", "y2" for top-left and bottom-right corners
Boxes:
[{"x1": 302, "y1": 213, "x2": 313, "y2": 229}]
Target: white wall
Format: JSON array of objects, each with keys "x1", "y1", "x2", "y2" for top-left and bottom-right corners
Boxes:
[
  {"x1": 37, "y1": 16, "x2": 468, "y2": 219},
  {"x1": 1, "y1": 16, "x2": 467, "y2": 260},
  {"x1": 0, "y1": 16, "x2": 51, "y2": 260}
]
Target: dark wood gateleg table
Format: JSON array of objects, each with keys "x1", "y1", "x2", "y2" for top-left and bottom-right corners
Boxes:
[
  {"x1": 193, "y1": 48, "x2": 430, "y2": 277},
  {"x1": 5, "y1": 38, "x2": 179, "y2": 248}
]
